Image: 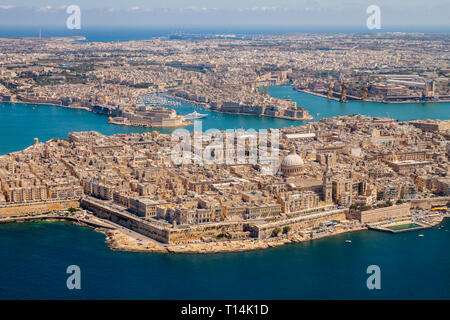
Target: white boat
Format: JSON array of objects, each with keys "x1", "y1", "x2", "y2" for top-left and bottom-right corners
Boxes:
[
  {"x1": 418, "y1": 234, "x2": 424, "y2": 237},
  {"x1": 184, "y1": 111, "x2": 208, "y2": 120},
  {"x1": 345, "y1": 240, "x2": 352, "y2": 243}
]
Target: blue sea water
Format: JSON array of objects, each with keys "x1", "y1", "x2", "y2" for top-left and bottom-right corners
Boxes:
[
  {"x1": 0, "y1": 25, "x2": 449, "y2": 299},
  {"x1": 0, "y1": 219, "x2": 448, "y2": 299},
  {"x1": 1, "y1": 26, "x2": 449, "y2": 42},
  {"x1": 0, "y1": 98, "x2": 299, "y2": 155},
  {"x1": 0, "y1": 86, "x2": 449, "y2": 299},
  {"x1": 269, "y1": 86, "x2": 450, "y2": 121},
  {"x1": 1, "y1": 85, "x2": 449, "y2": 155}
]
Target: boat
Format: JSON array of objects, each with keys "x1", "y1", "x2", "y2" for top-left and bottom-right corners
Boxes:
[
  {"x1": 418, "y1": 234, "x2": 424, "y2": 237},
  {"x1": 345, "y1": 240, "x2": 352, "y2": 243},
  {"x1": 184, "y1": 111, "x2": 208, "y2": 120}
]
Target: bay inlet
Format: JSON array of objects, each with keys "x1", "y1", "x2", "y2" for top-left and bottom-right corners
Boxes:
[
  {"x1": 1, "y1": 85, "x2": 449, "y2": 155},
  {"x1": 0, "y1": 85, "x2": 449, "y2": 299}
]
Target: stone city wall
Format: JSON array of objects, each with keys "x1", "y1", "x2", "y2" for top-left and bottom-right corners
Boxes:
[
  {"x1": 249, "y1": 209, "x2": 347, "y2": 239},
  {"x1": 354, "y1": 203, "x2": 411, "y2": 224},
  {"x1": 409, "y1": 196, "x2": 450, "y2": 210},
  {"x1": 81, "y1": 198, "x2": 171, "y2": 243},
  {"x1": 0, "y1": 199, "x2": 80, "y2": 217},
  {"x1": 169, "y1": 221, "x2": 248, "y2": 244}
]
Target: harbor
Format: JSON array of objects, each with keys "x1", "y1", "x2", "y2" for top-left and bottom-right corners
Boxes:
[
  {"x1": 1, "y1": 215, "x2": 448, "y2": 299},
  {"x1": 136, "y1": 92, "x2": 181, "y2": 108},
  {"x1": 0, "y1": 27, "x2": 448, "y2": 301}
]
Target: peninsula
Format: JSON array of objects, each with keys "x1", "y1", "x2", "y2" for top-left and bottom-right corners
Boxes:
[{"x1": 0, "y1": 115, "x2": 448, "y2": 253}]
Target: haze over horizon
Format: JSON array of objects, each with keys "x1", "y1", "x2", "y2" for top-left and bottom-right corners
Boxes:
[{"x1": 0, "y1": 0, "x2": 448, "y2": 29}]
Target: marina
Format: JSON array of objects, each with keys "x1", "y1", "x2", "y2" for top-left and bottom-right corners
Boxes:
[{"x1": 136, "y1": 92, "x2": 181, "y2": 107}]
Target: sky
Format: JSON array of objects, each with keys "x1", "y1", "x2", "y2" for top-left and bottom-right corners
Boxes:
[{"x1": 0, "y1": 0, "x2": 449, "y2": 29}]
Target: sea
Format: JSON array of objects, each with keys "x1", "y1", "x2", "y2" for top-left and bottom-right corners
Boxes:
[
  {"x1": 0, "y1": 86, "x2": 449, "y2": 299},
  {"x1": 1, "y1": 86, "x2": 449, "y2": 155},
  {"x1": 0, "y1": 219, "x2": 448, "y2": 299},
  {"x1": 0, "y1": 26, "x2": 449, "y2": 298},
  {"x1": 2, "y1": 25, "x2": 449, "y2": 42}
]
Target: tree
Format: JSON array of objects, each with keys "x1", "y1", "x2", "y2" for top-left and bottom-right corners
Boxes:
[{"x1": 68, "y1": 207, "x2": 78, "y2": 214}]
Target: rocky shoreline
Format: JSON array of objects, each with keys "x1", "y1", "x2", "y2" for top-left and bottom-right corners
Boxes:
[
  {"x1": 98, "y1": 225, "x2": 368, "y2": 254},
  {"x1": 3, "y1": 214, "x2": 445, "y2": 255},
  {"x1": 96, "y1": 215, "x2": 446, "y2": 254}
]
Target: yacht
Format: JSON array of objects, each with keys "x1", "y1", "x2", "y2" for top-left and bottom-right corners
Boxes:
[{"x1": 184, "y1": 111, "x2": 208, "y2": 120}]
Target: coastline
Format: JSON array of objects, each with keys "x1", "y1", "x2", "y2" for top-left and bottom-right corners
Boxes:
[
  {"x1": 1, "y1": 99, "x2": 191, "y2": 129},
  {"x1": 100, "y1": 224, "x2": 369, "y2": 254},
  {"x1": 4, "y1": 215, "x2": 445, "y2": 254},
  {"x1": 4, "y1": 214, "x2": 443, "y2": 255},
  {"x1": 293, "y1": 88, "x2": 450, "y2": 104},
  {"x1": 165, "y1": 92, "x2": 314, "y2": 121},
  {"x1": 1, "y1": 99, "x2": 91, "y2": 111},
  {"x1": 108, "y1": 117, "x2": 191, "y2": 128},
  {"x1": 105, "y1": 215, "x2": 446, "y2": 254},
  {"x1": 208, "y1": 108, "x2": 314, "y2": 121}
]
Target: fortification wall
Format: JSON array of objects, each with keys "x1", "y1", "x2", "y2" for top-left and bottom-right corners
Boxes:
[
  {"x1": 169, "y1": 222, "x2": 247, "y2": 244},
  {"x1": 355, "y1": 203, "x2": 411, "y2": 223},
  {"x1": 81, "y1": 198, "x2": 170, "y2": 243},
  {"x1": 409, "y1": 197, "x2": 450, "y2": 209},
  {"x1": 251, "y1": 209, "x2": 347, "y2": 239},
  {"x1": 0, "y1": 200, "x2": 80, "y2": 217}
]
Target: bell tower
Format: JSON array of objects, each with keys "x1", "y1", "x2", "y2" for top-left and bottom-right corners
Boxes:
[{"x1": 323, "y1": 154, "x2": 333, "y2": 204}]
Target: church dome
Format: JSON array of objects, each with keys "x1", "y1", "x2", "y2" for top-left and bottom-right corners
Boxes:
[
  {"x1": 281, "y1": 150, "x2": 304, "y2": 167},
  {"x1": 281, "y1": 149, "x2": 304, "y2": 177}
]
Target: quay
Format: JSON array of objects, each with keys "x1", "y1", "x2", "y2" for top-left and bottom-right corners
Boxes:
[{"x1": 0, "y1": 194, "x2": 448, "y2": 254}]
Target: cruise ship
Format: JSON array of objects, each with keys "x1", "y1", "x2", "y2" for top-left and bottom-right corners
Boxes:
[{"x1": 184, "y1": 111, "x2": 208, "y2": 120}]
